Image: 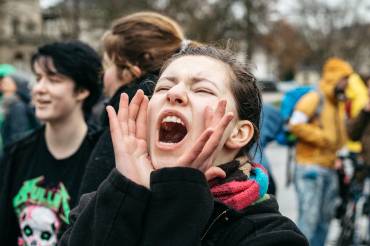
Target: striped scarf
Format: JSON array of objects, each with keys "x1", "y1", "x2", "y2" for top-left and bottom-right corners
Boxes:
[{"x1": 209, "y1": 159, "x2": 269, "y2": 211}]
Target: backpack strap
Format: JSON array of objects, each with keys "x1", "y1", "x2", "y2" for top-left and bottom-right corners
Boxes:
[
  {"x1": 314, "y1": 88, "x2": 324, "y2": 117},
  {"x1": 312, "y1": 88, "x2": 325, "y2": 130}
]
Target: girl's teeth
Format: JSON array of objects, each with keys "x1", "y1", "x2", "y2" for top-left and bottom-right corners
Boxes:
[
  {"x1": 162, "y1": 116, "x2": 184, "y2": 125},
  {"x1": 159, "y1": 142, "x2": 176, "y2": 145}
]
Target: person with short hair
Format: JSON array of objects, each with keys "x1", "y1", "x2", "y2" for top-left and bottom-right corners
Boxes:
[
  {"x1": 60, "y1": 45, "x2": 308, "y2": 246},
  {"x1": 0, "y1": 41, "x2": 103, "y2": 246},
  {"x1": 1, "y1": 74, "x2": 39, "y2": 147},
  {"x1": 0, "y1": 64, "x2": 17, "y2": 154}
]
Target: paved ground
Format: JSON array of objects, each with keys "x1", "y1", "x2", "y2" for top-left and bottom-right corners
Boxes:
[{"x1": 265, "y1": 143, "x2": 340, "y2": 245}]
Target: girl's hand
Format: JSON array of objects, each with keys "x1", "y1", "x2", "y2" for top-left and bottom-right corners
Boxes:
[
  {"x1": 176, "y1": 100, "x2": 233, "y2": 181},
  {"x1": 107, "y1": 90, "x2": 153, "y2": 188}
]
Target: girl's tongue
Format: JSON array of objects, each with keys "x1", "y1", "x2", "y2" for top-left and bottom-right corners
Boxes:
[{"x1": 159, "y1": 121, "x2": 187, "y2": 143}]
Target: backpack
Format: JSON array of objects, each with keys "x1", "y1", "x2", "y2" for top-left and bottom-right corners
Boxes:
[{"x1": 276, "y1": 85, "x2": 323, "y2": 146}]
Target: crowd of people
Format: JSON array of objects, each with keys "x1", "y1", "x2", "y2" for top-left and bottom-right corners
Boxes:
[{"x1": 0, "y1": 10, "x2": 369, "y2": 246}]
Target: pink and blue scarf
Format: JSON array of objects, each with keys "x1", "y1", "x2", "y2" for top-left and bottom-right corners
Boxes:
[{"x1": 209, "y1": 160, "x2": 269, "y2": 211}]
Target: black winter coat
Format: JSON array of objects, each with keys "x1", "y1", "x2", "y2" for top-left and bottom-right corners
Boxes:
[
  {"x1": 60, "y1": 167, "x2": 308, "y2": 246},
  {"x1": 78, "y1": 74, "x2": 157, "y2": 196}
]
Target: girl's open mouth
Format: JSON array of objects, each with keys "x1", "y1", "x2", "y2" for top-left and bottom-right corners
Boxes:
[{"x1": 159, "y1": 115, "x2": 188, "y2": 144}]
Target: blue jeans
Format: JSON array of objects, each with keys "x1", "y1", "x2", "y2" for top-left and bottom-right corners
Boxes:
[{"x1": 295, "y1": 164, "x2": 339, "y2": 246}]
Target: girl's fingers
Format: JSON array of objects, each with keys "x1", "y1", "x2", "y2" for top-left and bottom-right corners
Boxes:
[
  {"x1": 204, "y1": 106, "x2": 213, "y2": 129},
  {"x1": 205, "y1": 99, "x2": 227, "y2": 129},
  {"x1": 118, "y1": 93, "x2": 129, "y2": 135},
  {"x1": 214, "y1": 100, "x2": 227, "y2": 122},
  {"x1": 204, "y1": 166, "x2": 226, "y2": 181},
  {"x1": 177, "y1": 108, "x2": 233, "y2": 171},
  {"x1": 136, "y1": 96, "x2": 149, "y2": 140},
  {"x1": 107, "y1": 106, "x2": 124, "y2": 153},
  {"x1": 176, "y1": 128, "x2": 214, "y2": 166},
  {"x1": 128, "y1": 90, "x2": 144, "y2": 135},
  {"x1": 196, "y1": 112, "x2": 234, "y2": 167}
]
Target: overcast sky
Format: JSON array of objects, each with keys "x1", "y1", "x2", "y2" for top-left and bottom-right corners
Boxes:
[
  {"x1": 279, "y1": 0, "x2": 370, "y2": 24},
  {"x1": 40, "y1": 0, "x2": 61, "y2": 8},
  {"x1": 40, "y1": 0, "x2": 370, "y2": 23}
]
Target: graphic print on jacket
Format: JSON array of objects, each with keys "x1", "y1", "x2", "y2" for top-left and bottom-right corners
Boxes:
[{"x1": 13, "y1": 176, "x2": 71, "y2": 246}]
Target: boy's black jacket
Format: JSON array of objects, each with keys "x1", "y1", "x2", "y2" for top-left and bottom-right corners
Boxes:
[{"x1": 60, "y1": 167, "x2": 308, "y2": 246}]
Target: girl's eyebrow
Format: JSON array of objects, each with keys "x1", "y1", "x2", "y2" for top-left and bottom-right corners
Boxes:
[
  {"x1": 158, "y1": 76, "x2": 178, "y2": 83},
  {"x1": 158, "y1": 76, "x2": 220, "y2": 90},
  {"x1": 192, "y1": 77, "x2": 220, "y2": 90}
]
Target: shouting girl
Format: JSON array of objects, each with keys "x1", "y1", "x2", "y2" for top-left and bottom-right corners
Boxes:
[{"x1": 61, "y1": 45, "x2": 308, "y2": 245}]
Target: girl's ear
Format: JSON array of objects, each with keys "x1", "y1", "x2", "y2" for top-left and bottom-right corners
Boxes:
[
  {"x1": 76, "y1": 88, "x2": 90, "y2": 101},
  {"x1": 225, "y1": 120, "x2": 254, "y2": 150}
]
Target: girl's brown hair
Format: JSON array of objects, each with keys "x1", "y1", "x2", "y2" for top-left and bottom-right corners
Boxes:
[
  {"x1": 103, "y1": 12, "x2": 185, "y2": 77},
  {"x1": 161, "y1": 45, "x2": 262, "y2": 157}
]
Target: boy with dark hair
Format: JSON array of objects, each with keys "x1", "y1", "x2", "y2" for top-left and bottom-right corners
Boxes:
[
  {"x1": 0, "y1": 41, "x2": 102, "y2": 246},
  {"x1": 30, "y1": 41, "x2": 102, "y2": 117}
]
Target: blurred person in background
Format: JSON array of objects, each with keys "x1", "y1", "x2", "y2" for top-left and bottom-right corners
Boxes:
[
  {"x1": 344, "y1": 75, "x2": 370, "y2": 245},
  {"x1": 0, "y1": 74, "x2": 39, "y2": 147},
  {"x1": 289, "y1": 58, "x2": 352, "y2": 246},
  {"x1": 335, "y1": 72, "x2": 368, "y2": 217},
  {"x1": 0, "y1": 64, "x2": 17, "y2": 155},
  {"x1": 78, "y1": 11, "x2": 196, "y2": 194},
  {"x1": 347, "y1": 75, "x2": 370, "y2": 169},
  {"x1": 341, "y1": 73, "x2": 369, "y2": 161},
  {"x1": 343, "y1": 73, "x2": 368, "y2": 160},
  {"x1": 0, "y1": 41, "x2": 102, "y2": 246}
]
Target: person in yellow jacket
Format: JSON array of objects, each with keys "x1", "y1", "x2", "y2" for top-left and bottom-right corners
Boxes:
[
  {"x1": 289, "y1": 57, "x2": 353, "y2": 246},
  {"x1": 344, "y1": 73, "x2": 368, "y2": 154}
]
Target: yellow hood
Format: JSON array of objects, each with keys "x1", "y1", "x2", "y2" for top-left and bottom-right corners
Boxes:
[
  {"x1": 319, "y1": 57, "x2": 353, "y2": 101},
  {"x1": 345, "y1": 73, "x2": 368, "y2": 116}
]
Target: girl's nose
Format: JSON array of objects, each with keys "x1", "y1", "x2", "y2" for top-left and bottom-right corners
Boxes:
[{"x1": 166, "y1": 83, "x2": 188, "y2": 106}]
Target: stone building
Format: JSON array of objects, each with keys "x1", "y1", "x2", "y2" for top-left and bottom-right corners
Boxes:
[
  {"x1": 0, "y1": 0, "x2": 78, "y2": 75},
  {"x1": 0, "y1": 0, "x2": 43, "y2": 73}
]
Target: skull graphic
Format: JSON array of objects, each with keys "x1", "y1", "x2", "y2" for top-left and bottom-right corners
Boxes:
[{"x1": 18, "y1": 205, "x2": 61, "y2": 246}]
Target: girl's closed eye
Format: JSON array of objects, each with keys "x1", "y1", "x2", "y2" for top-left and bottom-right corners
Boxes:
[
  {"x1": 155, "y1": 80, "x2": 175, "y2": 93},
  {"x1": 155, "y1": 86, "x2": 171, "y2": 92},
  {"x1": 192, "y1": 82, "x2": 218, "y2": 96},
  {"x1": 193, "y1": 87, "x2": 216, "y2": 95}
]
